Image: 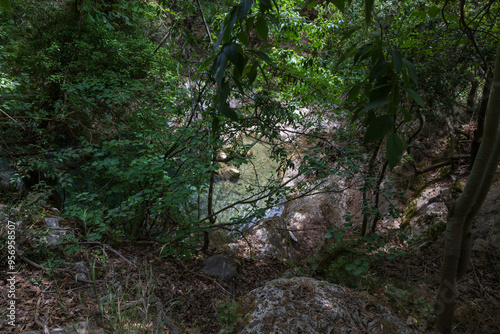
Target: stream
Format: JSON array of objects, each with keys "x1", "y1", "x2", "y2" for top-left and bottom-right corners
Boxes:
[{"x1": 197, "y1": 138, "x2": 284, "y2": 228}]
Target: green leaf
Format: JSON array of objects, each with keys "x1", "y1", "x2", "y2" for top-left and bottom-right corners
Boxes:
[
  {"x1": 428, "y1": 5, "x2": 439, "y2": 18},
  {"x1": 250, "y1": 49, "x2": 272, "y2": 65},
  {"x1": 219, "y1": 103, "x2": 239, "y2": 121},
  {"x1": 196, "y1": 56, "x2": 215, "y2": 77},
  {"x1": 330, "y1": 0, "x2": 345, "y2": 12},
  {"x1": 233, "y1": 52, "x2": 248, "y2": 79},
  {"x1": 335, "y1": 229, "x2": 346, "y2": 241},
  {"x1": 216, "y1": 7, "x2": 238, "y2": 49},
  {"x1": 360, "y1": 99, "x2": 389, "y2": 113},
  {"x1": 212, "y1": 116, "x2": 220, "y2": 134},
  {"x1": 370, "y1": 77, "x2": 391, "y2": 102},
  {"x1": 247, "y1": 62, "x2": 258, "y2": 84},
  {"x1": 369, "y1": 61, "x2": 388, "y2": 82},
  {"x1": 325, "y1": 227, "x2": 338, "y2": 239},
  {"x1": 340, "y1": 26, "x2": 359, "y2": 42},
  {"x1": 391, "y1": 49, "x2": 402, "y2": 74},
  {"x1": 237, "y1": 31, "x2": 248, "y2": 47},
  {"x1": 403, "y1": 87, "x2": 425, "y2": 108},
  {"x1": 347, "y1": 82, "x2": 362, "y2": 102},
  {"x1": 402, "y1": 109, "x2": 413, "y2": 122},
  {"x1": 237, "y1": 0, "x2": 253, "y2": 20},
  {"x1": 213, "y1": 53, "x2": 228, "y2": 85},
  {"x1": 259, "y1": 0, "x2": 272, "y2": 11},
  {"x1": 0, "y1": 0, "x2": 11, "y2": 12},
  {"x1": 364, "y1": 115, "x2": 394, "y2": 144},
  {"x1": 402, "y1": 58, "x2": 418, "y2": 86},
  {"x1": 256, "y1": 16, "x2": 268, "y2": 41},
  {"x1": 305, "y1": 0, "x2": 318, "y2": 10},
  {"x1": 354, "y1": 44, "x2": 373, "y2": 65},
  {"x1": 223, "y1": 42, "x2": 238, "y2": 64},
  {"x1": 336, "y1": 45, "x2": 359, "y2": 67},
  {"x1": 386, "y1": 133, "x2": 404, "y2": 169}
]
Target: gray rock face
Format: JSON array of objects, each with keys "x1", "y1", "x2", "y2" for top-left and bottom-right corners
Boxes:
[
  {"x1": 405, "y1": 187, "x2": 449, "y2": 235},
  {"x1": 228, "y1": 216, "x2": 301, "y2": 261},
  {"x1": 236, "y1": 277, "x2": 416, "y2": 334},
  {"x1": 44, "y1": 216, "x2": 69, "y2": 245},
  {"x1": 216, "y1": 164, "x2": 241, "y2": 182},
  {"x1": 475, "y1": 181, "x2": 500, "y2": 253},
  {"x1": 202, "y1": 255, "x2": 240, "y2": 280}
]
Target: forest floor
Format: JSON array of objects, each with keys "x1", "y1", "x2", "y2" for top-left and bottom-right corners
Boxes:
[{"x1": 3, "y1": 211, "x2": 499, "y2": 334}]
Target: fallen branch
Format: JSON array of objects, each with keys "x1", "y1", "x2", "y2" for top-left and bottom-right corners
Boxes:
[
  {"x1": 415, "y1": 155, "x2": 470, "y2": 175},
  {"x1": 15, "y1": 245, "x2": 46, "y2": 270},
  {"x1": 60, "y1": 241, "x2": 137, "y2": 268}
]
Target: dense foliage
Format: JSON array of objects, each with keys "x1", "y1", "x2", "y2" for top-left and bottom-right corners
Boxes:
[{"x1": 1, "y1": 1, "x2": 499, "y2": 332}]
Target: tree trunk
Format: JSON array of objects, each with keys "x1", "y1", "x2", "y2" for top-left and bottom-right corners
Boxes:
[
  {"x1": 469, "y1": 69, "x2": 493, "y2": 170},
  {"x1": 435, "y1": 41, "x2": 500, "y2": 334}
]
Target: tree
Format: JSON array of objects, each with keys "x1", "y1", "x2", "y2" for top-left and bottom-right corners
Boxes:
[{"x1": 435, "y1": 40, "x2": 500, "y2": 334}]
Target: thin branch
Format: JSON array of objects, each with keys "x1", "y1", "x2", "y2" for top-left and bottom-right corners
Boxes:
[{"x1": 197, "y1": 0, "x2": 212, "y2": 44}]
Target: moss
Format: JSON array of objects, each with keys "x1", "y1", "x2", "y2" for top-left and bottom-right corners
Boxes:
[
  {"x1": 401, "y1": 201, "x2": 417, "y2": 229},
  {"x1": 420, "y1": 219, "x2": 446, "y2": 243},
  {"x1": 234, "y1": 296, "x2": 257, "y2": 333}
]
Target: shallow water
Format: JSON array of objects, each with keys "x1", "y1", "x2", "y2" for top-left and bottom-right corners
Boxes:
[{"x1": 200, "y1": 138, "x2": 284, "y2": 228}]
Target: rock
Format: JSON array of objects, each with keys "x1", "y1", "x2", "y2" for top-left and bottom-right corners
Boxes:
[
  {"x1": 44, "y1": 216, "x2": 69, "y2": 245},
  {"x1": 281, "y1": 181, "x2": 348, "y2": 259},
  {"x1": 236, "y1": 277, "x2": 415, "y2": 334},
  {"x1": 475, "y1": 181, "x2": 500, "y2": 254},
  {"x1": 472, "y1": 238, "x2": 489, "y2": 252},
  {"x1": 202, "y1": 255, "x2": 240, "y2": 280},
  {"x1": 228, "y1": 216, "x2": 300, "y2": 261},
  {"x1": 217, "y1": 165, "x2": 241, "y2": 182},
  {"x1": 217, "y1": 151, "x2": 228, "y2": 161},
  {"x1": 404, "y1": 187, "x2": 449, "y2": 235}
]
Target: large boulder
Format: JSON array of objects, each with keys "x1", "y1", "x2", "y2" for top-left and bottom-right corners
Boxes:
[
  {"x1": 202, "y1": 254, "x2": 240, "y2": 280},
  {"x1": 229, "y1": 216, "x2": 300, "y2": 261},
  {"x1": 235, "y1": 277, "x2": 415, "y2": 334},
  {"x1": 281, "y1": 181, "x2": 348, "y2": 259},
  {"x1": 474, "y1": 181, "x2": 500, "y2": 254}
]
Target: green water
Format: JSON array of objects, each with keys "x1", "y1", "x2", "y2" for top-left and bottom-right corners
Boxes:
[{"x1": 201, "y1": 138, "x2": 284, "y2": 227}]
